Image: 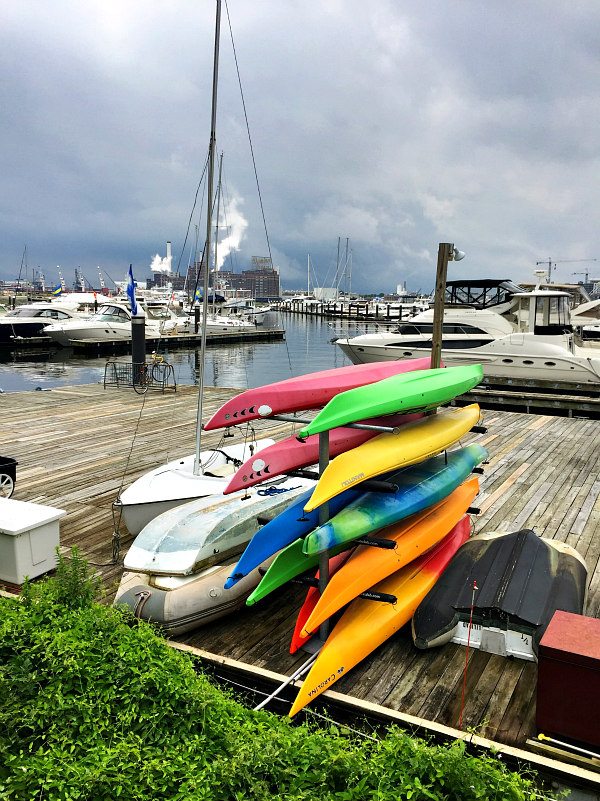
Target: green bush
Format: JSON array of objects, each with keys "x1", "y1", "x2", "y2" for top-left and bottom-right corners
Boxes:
[{"x1": 0, "y1": 552, "x2": 544, "y2": 800}]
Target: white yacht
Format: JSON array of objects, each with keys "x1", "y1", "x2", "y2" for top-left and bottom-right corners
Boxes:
[
  {"x1": 0, "y1": 302, "x2": 86, "y2": 345},
  {"x1": 41, "y1": 301, "x2": 176, "y2": 345},
  {"x1": 336, "y1": 279, "x2": 600, "y2": 386}
]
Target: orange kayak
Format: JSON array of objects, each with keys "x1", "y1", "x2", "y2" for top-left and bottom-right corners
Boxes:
[
  {"x1": 289, "y1": 516, "x2": 471, "y2": 717},
  {"x1": 301, "y1": 477, "x2": 479, "y2": 637}
]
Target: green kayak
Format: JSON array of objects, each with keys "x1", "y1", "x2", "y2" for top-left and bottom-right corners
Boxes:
[
  {"x1": 297, "y1": 364, "x2": 483, "y2": 439},
  {"x1": 246, "y1": 539, "x2": 350, "y2": 606}
]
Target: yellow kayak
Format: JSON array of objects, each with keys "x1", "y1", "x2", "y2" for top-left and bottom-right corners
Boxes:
[
  {"x1": 303, "y1": 403, "x2": 481, "y2": 512},
  {"x1": 300, "y1": 476, "x2": 479, "y2": 638},
  {"x1": 289, "y1": 516, "x2": 471, "y2": 717}
]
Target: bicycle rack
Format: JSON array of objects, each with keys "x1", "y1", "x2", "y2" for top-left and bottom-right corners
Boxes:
[{"x1": 103, "y1": 360, "x2": 177, "y2": 392}]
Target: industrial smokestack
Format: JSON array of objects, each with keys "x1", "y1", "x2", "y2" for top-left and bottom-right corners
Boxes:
[{"x1": 166, "y1": 241, "x2": 172, "y2": 271}]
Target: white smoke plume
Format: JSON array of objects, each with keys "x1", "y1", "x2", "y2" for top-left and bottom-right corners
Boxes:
[
  {"x1": 215, "y1": 196, "x2": 248, "y2": 270},
  {"x1": 150, "y1": 253, "x2": 172, "y2": 274}
]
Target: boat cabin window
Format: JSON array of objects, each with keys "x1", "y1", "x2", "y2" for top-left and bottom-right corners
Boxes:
[
  {"x1": 395, "y1": 323, "x2": 489, "y2": 335},
  {"x1": 4, "y1": 307, "x2": 71, "y2": 319},
  {"x1": 389, "y1": 339, "x2": 493, "y2": 350}
]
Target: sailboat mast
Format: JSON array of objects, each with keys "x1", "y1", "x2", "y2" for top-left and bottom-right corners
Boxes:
[
  {"x1": 213, "y1": 152, "x2": 224, "y2": 316},
  {"x1": 194, "y1": 0, "x2": 222, "y2": 475}
]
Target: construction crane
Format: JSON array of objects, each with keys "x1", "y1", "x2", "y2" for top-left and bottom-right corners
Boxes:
[{"x1": 535, "y1": 258, "x2": 597, "y2": 283}]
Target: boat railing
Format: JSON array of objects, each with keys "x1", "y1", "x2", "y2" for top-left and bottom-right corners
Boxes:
[{"x1": 103, "y1": 358, "x2": 177, "y2": 393}]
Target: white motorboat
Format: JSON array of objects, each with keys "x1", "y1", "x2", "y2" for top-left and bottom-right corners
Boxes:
[
  {"x1": 114, "y1": 440, "x2": 277, "y2": 536},
  {"x1": 42, "y1": 301, "x2": 173, "y2": 345},
  {"x1": 0, "y1": 302, "x2": 87, "y2": 345},
  {"x1": 336, "y1": 279, "x2": 600, "y2": 385}
]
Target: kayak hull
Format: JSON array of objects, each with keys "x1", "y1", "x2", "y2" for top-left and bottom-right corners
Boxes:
[
  {"x1": 289, "y1": 517, "x2": 471, "y2": 716},
  {"x1": 224, "y1": 413, "x2": 422, "y2": 494},
  {"x1": 302, "y1": 476, "x2": 479, "y2": 636},
  {"x1": 297, "y1": 364, "x2": 483, "y2": 439},
  {"x1": 303, "y1": 404, "x2": 482, "y2": 512},
  {"x1": 203, "y1": 358, "x2": 434, "y2": 430},
  {"x1": 303, "y1": 443, "x2": 487, "y2": 554},
  {"x1": 223, "y1": 486, "x2": 362, "y2": 590}
]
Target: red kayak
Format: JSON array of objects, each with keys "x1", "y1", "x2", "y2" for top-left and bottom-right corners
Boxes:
[
  {"x1": 223, "y1": 412, "x2": 423, "y2": 494},
  {"x1": 289, "y1": 549, "x2": 354, "y2": 654},
  {"x1": 203, "y1": 358, "x2": 433, "y2": 431}
]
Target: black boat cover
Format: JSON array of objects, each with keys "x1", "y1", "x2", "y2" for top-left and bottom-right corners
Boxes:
[{"x1": 412, "y1": 529, "x2": 587, "y2": 658}]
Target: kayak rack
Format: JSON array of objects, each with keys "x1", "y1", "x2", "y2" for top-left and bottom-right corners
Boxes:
[
  {"x1": 255, "y1": 412, "x2": 488, "y2": 712},
  {"x1": 269, "y1": 413, "x2": 400, "y2": 435}
]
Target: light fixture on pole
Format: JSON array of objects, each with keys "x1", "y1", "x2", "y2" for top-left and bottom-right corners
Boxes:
[{"x1": 430, "y1": 243, "x2": 466, "y2": 370}]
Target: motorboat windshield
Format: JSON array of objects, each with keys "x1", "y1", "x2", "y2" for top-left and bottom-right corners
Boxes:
[{"x1": 93, "y1": 304, "x2": 132, "y2": 322}]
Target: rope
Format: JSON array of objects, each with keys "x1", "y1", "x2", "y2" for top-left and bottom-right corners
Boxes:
[{"x1": 223, "y1": 0, "x2": 294, "y2": 376}]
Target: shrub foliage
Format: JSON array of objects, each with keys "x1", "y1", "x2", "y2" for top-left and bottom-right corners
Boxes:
[{"x1": 0, "y1": 551, "x2": 544, "y2": 800}]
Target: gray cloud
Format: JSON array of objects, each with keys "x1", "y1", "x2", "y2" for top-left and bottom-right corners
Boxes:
[{"x1": 1, "y1": 0, "x2": 599, "y2": 292}]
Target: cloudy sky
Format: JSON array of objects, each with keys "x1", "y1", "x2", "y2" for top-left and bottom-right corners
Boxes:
[{"x1": 2, "y1": 1, "x2": 599, "y2": 294}]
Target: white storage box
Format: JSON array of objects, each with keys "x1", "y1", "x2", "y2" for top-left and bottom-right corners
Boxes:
[{"x1": 0, "y1": 498, "x2": 66, "y2": 583}]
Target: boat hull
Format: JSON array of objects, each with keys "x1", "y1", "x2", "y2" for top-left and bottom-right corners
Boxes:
[
  {"x1": 336, "y1": 337, "x2": 600, "y2": 385},
  {"x1": 114, "y1": 557, "x2": 273, "y2": 636},
  {"x1": 115, "y1": 440, "x2": 277, "y2": 535},
  {"x1": 302, "y1": 476, "x2": 479, "y2": 636},
  {"x1": 289, "y1": 516, "x2": 471, "y2": 716},
  {"x1": 202, "y1": 358, "x2": 434, "y2": 430},
  {"x1": 412, "y1": 529, "x2": 588, "y2": 660},
  {"x1": 123, "y1": 480, "x2": 311, "y2": 577},
  {"x1": 303, "y1": 404, "x2": 482, "y2": 513}
]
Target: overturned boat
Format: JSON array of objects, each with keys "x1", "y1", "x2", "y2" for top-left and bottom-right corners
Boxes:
[
  {"x1": 412, "y1": 529, "x2": 588, "y2": 661},
  {"x1": 113, "y1": 479, "x2": 312, "y2": 635}
]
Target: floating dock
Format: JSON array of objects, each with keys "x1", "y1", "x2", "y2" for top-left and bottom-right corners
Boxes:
[
  {"x1": 5, "y1": 325, "x2": 285, "y2": 353},
  {"x1": 2, "y1": 383, "x2": 600, "y2": 765}
]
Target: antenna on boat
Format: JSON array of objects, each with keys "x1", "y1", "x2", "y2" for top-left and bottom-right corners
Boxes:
[{"x1": 194, "y1": 0, "x2": 222, "y2": 476}]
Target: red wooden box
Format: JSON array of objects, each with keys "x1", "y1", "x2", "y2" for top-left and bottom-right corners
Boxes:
[{"x1": 536, "y1": 610, "x2": 600, "y2": 748}]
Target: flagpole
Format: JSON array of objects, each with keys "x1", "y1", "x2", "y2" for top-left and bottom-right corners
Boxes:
[{"x1": 194, "y1": 0, "x2": 221, "y2": 475}]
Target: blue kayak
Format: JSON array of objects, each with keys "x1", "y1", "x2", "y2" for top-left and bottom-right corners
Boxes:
[
  {"x1": 303, "y1": 444, "x2": 488, "y2": 556},
  {"x1": 223, "y1": 486, "x2": 362, "y2": 589}
]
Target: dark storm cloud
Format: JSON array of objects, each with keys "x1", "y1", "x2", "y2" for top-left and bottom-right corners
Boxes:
[{"x1": 1, "y1": 1, "x2": 599, "y2": 292}]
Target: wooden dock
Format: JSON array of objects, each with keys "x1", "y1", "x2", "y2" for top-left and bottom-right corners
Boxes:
[{"x1": 2, "y1": 383, "x2": 600, "y2": 754}]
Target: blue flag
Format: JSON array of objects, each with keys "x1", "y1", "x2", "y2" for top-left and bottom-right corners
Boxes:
[
  {"x1": 51, "y1": 285, "x2": 62, "y2": 297},
  {"x1": 127, "y1": 265, "x2": 138, "y2": 316}
]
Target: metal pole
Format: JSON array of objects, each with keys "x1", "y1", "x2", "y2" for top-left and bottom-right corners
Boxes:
[
  {"x1": 318, "y1": 430, "x2": 330, "y2": 641},
  {"x1": 430, "y1": 243, "x2": 453, "y2": 370},
  {"x1": 194, "y1": 0, "x2": 221, "y2": 475}
]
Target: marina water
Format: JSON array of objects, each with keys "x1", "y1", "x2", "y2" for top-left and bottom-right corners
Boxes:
[{"x1": 0, "y1": 313, "x2": 365, "y2": 393}]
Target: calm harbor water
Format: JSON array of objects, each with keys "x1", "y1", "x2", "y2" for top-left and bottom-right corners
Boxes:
[{"x1": 0, "y1": 313, "x2": 368, "y2": 393}]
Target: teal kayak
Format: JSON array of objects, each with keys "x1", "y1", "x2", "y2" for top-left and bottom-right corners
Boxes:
[
  {"x1": 297, "y1": 364, "x2": 483, "y2": 439},
  {"x1": 303, "y1": 444, "x2": 488, "y2": 556},
  {"x1": 246, "y1": 443, "x2": 487, "y2": 606}
]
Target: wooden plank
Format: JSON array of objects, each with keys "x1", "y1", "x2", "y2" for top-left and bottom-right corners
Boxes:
[{"x1": 2, "y1": 383, "x2": 600, "y2": 760}]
